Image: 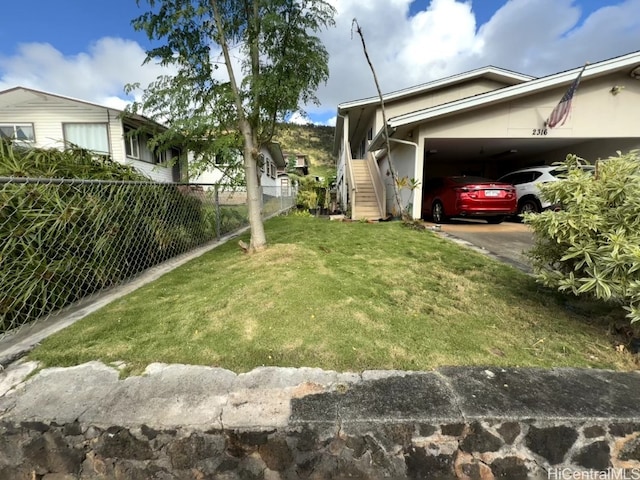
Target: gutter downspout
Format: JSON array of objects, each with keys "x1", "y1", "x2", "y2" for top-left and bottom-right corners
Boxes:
[{"x1": 388, "y1": 137, "x2": 420, "y2": 219}]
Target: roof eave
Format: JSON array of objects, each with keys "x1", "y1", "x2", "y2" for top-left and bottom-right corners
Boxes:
[
  {"x1": 388, "y1": 51, "x2": 640, "y2": 129},
  {"x1": 336, "y1": 66, "x2": 534, "y2": 112}
]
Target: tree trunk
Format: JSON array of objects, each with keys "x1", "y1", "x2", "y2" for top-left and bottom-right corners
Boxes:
[
  {"x1": 211, "y1": 0, "x2": 266, "y2": 252},
  {"x1": 241, "y1": 121, "x2": 267, "y2": 251}
]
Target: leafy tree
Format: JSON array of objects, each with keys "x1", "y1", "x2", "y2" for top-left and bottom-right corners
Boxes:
[
  {"x1": 129, "y1": 0, "x2": 336, "y2": 251},
  {"x1": 526, "y1": 151, "x2": 640, "y2": 323}
]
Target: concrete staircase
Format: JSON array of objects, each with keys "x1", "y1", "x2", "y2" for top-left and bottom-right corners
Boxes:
[{"x1": 351, "y1": 159, "x2": 383, "y2": 220}]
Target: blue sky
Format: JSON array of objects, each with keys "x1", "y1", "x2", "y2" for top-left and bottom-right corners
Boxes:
[{"x1": 1, "y1": 0, "x2": 638, "y2": 125}]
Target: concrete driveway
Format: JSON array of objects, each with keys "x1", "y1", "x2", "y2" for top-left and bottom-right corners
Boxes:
[{"x1": 425, "y1": 219, "x2": 534, "y2": 273}]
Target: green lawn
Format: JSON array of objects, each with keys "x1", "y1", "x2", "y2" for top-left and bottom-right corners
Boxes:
[{"x1": 29, "y1": 216, "x2": 637, "y2": 375}]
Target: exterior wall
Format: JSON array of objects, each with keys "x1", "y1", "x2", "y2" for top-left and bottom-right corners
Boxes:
[
  {"x1": 379, "y1": 142, "x2": 417, "y2": 216},
  {"x1": 128, "y1": 158, "x2": 175, "y2": 183},
  {"x1": 260, "y1": 147, "x2": 280, "y2": 189},
  {"x1": 0, "y1": 95, "x2": 118, "y2": 152},
  {"x1": 419, "y1": 72, "x2": 640, "y2": 139},
  {"x1": 192, "y1": 166, "x2": 227, "y2": 185},
  {"x1": 191, "y1": 146, "x2": 281, "y2": 188},
  {"x1": 0, "y1": 93, "x2": 177, "y2": 182}
]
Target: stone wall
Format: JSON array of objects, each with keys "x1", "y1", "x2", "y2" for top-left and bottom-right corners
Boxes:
[
  {"x1": 1, "y1": 362, "x2": 640, "y2": 479},
  {"x1": 3, "y1": 418, "x2": 640, "y2": 479}
]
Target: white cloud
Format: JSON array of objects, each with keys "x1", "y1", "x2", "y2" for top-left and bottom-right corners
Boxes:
[
  {"x1": 0, "y1": 37, "x2": 171, "y2": 109},
  {"x1": 1, "y1": 0, "x2": 640, "y2": 122},
  {"x1": 287, "y1": 112, "x2": 311, "y2": 125},
  {"x1": 314, "y1": 0, "x2": 640, "y2": 113}
]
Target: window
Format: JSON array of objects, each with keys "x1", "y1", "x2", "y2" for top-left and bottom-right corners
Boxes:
[
  {"x1": 0, "y1": 124, "x2": 35, "y2": 143},
  {"x1": 367, "y1": 128, "x2": 373, "y2": 141},
  {"x1": 155, "y1": 148, "x2": 180, "y2": 165},
  {"x1": 215, "y1": 153, "x2": 226, "y2": 165},
  {"x1": 155, "y1": 150, "x2": 167, "y2": 164},
  {"x1": 500, "y1": 172, "x2": 536, "y2": 185},
  {"x1": 63, "y1": 123, "x2": 109, "y2": 154},
  {"x1": 123, "y1": 126, "x2": 140, "y2": 159}
]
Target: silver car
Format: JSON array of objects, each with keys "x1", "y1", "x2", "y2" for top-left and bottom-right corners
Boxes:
[{"x1": 498, "y1": 165, "x2": 594, "y2": 215}]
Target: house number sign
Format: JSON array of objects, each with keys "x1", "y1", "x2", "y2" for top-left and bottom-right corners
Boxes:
[{"x1": 531, "y1": 128, "x2": 549, "y2": 136}]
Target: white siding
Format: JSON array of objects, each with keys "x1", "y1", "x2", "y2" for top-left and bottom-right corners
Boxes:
[
  {"x1": 192, "y1": 167, "x2": 227, "y2": 184},
  {"x1": 260, "y1": 146, "x2": 278, "y2": 188},
  {"x1": 0, "y1": 96, "x2": 116, "y2": 151},
  {"x1": 191, "y1": 145, "x2": 280, "y2": 187},
  {"x1": 0, "y1": 92, "x2": 175, "y2": 182},
  {"x1": 126, "y1": 158, "x2": 175, "y2": 183}
]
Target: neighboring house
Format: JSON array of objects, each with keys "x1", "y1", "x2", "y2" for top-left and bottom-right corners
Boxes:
[
  {"x1": 335, "y1": 50, "x2": 640, "y2": 220},
  {"x1": 0, "y1": 86, "x2": 186, "y2": 183},
  {"x1": 283, "y1": 152, "x2": 310, "y2": 176},
  {"x1": 192, "y1": 141, "x2": 288, "y2": 193}
]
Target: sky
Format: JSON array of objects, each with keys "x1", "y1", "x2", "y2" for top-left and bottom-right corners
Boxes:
[{"x1": 0, "y1": 0, "x2": 639, "y2": 126}]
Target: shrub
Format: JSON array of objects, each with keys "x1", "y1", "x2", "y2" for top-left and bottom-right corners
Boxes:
[
  {"x1": 525, "y1": 151, "x2": 640, "y2": 323},
  {"x1": 0, "y1": 141, "x2": 217, "y2": 332}
]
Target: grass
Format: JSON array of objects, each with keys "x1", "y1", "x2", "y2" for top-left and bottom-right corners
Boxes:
[{"x1": 29, "y1": 216, "x2": 638, "y2": 375}]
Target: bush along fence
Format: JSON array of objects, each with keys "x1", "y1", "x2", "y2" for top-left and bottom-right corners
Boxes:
[{"x1": 0, "y1": 177, "x2": 295, "y2": 336}]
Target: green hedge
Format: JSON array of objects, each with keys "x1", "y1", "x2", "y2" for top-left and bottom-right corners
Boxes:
[{"x1": 1, "y1": 141, "x2": 217, "y2": 332}]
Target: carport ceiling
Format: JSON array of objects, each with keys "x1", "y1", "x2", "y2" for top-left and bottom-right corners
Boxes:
[{"x1": 423, "y1": 137, "x2": 584, "y2": 164}]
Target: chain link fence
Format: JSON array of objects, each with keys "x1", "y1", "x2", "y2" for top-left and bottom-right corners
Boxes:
[{"x1": 1, "y1": 177, "x2": 296, "y2": 336}]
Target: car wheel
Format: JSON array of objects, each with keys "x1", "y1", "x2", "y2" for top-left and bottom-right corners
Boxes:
[
  {"x1": 518, "y1": 198, "x2": 541, "y2": 215},
  {"x1": 486, "y1": 216, "x2": 505, "y2": 224},
  {"x1": 431, "y1": 201, "x2": 447, "y2": 223}
]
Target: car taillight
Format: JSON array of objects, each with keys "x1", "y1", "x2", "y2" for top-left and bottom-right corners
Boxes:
[{"x1": 455, "y1": 187, "x2": 477, "y2": 199}]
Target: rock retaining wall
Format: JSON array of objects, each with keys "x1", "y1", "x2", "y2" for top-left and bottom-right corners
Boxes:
[
  {"x1": 1, "y1": 362, "x2": 640, "y2": 479},
  {"x1": 3, "y1": 418, "x2": 640, "y2": 479}
]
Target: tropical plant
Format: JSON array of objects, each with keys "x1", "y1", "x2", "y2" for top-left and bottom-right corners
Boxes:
[
  {"x1": 128, "y1": 0, "x2": 336, "y2": 252},
  {"x1": 0, "y1": 140, "x2": 217, "y2": 332},
  {"x1": 525, "y1": 151, "x2": 640, "y2": 323},
  {"x1": 395, "y1": 176, "x2": 420, "y2": 218},
  {"x1": 298, "y1": 189, "x2": 318, "y2": 211}
]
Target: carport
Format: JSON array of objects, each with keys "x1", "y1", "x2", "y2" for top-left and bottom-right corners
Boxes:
[{"x1": 360, "y1": 51, "x2": 640, "y2": 220}]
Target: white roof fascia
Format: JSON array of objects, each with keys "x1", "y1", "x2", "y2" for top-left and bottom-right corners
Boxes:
[
  {"x1": 337, "y1": 66, "x2": 534, "y2": 112},
  {"x1": 388, "y1": 51, "x2": 640, "y2": 128}
]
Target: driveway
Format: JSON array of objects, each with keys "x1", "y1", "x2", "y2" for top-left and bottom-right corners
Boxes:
[{"x1": 425, "y1": 219, "x2": 534, "y2": 273}]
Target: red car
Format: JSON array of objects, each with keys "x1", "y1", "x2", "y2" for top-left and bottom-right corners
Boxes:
[{"x1": 422, "y1": 176, "x2": 517, "y2": 224}]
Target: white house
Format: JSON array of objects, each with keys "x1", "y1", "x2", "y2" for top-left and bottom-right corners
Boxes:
[
  {"x1": 0, "y1": 86, "x2": 186, "y2": 182},
  {"x1": 192, "y1": 141, "x2": 288, "y2": 194},
  {"x1": 334, "y1": 50, "x2": 640, "y2": 220}
]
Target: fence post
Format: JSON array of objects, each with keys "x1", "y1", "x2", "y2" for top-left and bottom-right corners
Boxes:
[{"x1": 215, "y1": 184, "x2": 221, "y2": 239}]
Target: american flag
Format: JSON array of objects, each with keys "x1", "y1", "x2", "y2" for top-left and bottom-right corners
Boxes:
[{"x1": 545, "y1": 64, "x2": 587, "y2": 129}]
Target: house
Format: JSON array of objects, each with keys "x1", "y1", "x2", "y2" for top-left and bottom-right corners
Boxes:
[
  {"x1": 334, "y1": 50, "x2": 640, "y2": 220},
  {"x1": 0, "y1": 86, "x2": 186, "y2": 182},
  {"x1": 192, "y1": 141, "x2": 289, "y2": 195},
  {"x1": 283, "y1": 152, "x2": 310, "y2": 176}
]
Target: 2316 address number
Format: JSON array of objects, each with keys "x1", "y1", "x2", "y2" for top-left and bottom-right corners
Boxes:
[{"x1": 532, "y1": 128, "x2": 548, "y2": 136}]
